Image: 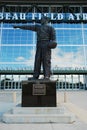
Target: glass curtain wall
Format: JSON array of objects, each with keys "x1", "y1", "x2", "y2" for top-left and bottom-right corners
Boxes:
[{"x1": 0, "y1": 5, "x2": 87, "y2": 69}]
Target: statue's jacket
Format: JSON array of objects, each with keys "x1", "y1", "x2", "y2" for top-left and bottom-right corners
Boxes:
[{"x1": 17, "y1": 24, "x2": 56, "y2": 78}]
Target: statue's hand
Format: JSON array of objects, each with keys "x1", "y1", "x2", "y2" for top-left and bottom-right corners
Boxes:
[{"x1": 13, "y1": 25, "x2": 19, "y2": 29}]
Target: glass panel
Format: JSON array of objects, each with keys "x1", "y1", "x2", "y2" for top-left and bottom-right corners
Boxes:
[
  {"x1": 84, "y1": 30, "x2": 87, "y2": 44},
  {"x1": 85, "y1": 46, "x2": 87, "y2": 65},
  {"x1": 52, "y1": 23, "x2": 82, "y2": 28},
  {"x1": 83, "y1": 24, "x2": 87, "y2": 28},
  {"x1": 2, "y1": 27, "x2": 34, "y2": 45},
  {"x1": 52, "y1": 46, "x2": 85, "y2": 68},
  {"x1": 56, "y1": 29, "x2": 83, "y2": 45},
  {"x1": 0, "y1": 46, "x2": 34, "y2": 65}
]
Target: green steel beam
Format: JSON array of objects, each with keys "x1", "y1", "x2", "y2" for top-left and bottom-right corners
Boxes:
[{"x1": 0, "y1": 69, "x2": 87, "y2": 75}]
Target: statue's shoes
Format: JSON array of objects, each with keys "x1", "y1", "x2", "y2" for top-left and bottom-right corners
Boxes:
[{"x1": 44, "y1": 77, "x2": 50, "y2": 80}]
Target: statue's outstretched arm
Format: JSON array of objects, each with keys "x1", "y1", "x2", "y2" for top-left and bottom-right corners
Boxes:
[{"x1": 13, "y1": 25, "x2": 38, "y2": 31}]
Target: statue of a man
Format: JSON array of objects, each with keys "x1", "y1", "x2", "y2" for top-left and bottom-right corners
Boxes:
[{"x1": 13, "y1": 16, "x2": 57, "y2": 80}]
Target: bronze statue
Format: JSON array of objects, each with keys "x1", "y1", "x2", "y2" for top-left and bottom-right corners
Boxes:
[{"x1": 13, "y1": 16, "x2": 57, "y2": 80}]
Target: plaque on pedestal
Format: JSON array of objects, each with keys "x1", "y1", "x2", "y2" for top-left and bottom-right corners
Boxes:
[{"x1": 22, "y1": 80, "x2": 56, "y2": 107}]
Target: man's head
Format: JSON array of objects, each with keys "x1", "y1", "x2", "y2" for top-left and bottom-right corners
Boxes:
[{"x1": 41, "y1": 16, "x2": 50, "y2": 25}]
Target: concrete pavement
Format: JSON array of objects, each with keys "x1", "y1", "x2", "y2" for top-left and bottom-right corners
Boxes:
[{"x1": 0, "y1": 90, "x2": 87, "y2": 130}]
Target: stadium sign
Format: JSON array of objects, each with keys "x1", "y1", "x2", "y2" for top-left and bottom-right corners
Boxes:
[{"x1": 0, "y1": 12, "x2": 87, "y2": 21}]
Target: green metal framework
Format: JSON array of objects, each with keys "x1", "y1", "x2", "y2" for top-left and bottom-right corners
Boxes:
[{"x1": 0, "y1": 69, "x2": 87, "y2": 75}]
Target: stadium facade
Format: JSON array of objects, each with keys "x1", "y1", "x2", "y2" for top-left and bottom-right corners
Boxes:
[{"x1": 0, "y1": 0, "x2": 87, "y2": 90}]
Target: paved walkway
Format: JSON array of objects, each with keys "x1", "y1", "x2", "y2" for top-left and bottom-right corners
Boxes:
[
  {"x1": 0, "y1": 90, "x2": 87, "y2": 130},
  {"x1": 64, "y1": 102, "x2": 87, "y2": 124}
]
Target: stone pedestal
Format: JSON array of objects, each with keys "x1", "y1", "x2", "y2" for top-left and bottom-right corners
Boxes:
[
  {"x1": 2, "y1": 106, "x2": 75, "y2": 123},
  {"x1": 2, "y1": 80, "x2": 76, "y2": 123},
  {"x1": 22, "y1": 80, "x2": 56, "y2": 107}
]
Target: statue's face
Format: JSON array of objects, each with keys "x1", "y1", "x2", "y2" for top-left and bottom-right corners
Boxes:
[{"x1": 41, "y1": 17, "x2": 48, "y2": 25}]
